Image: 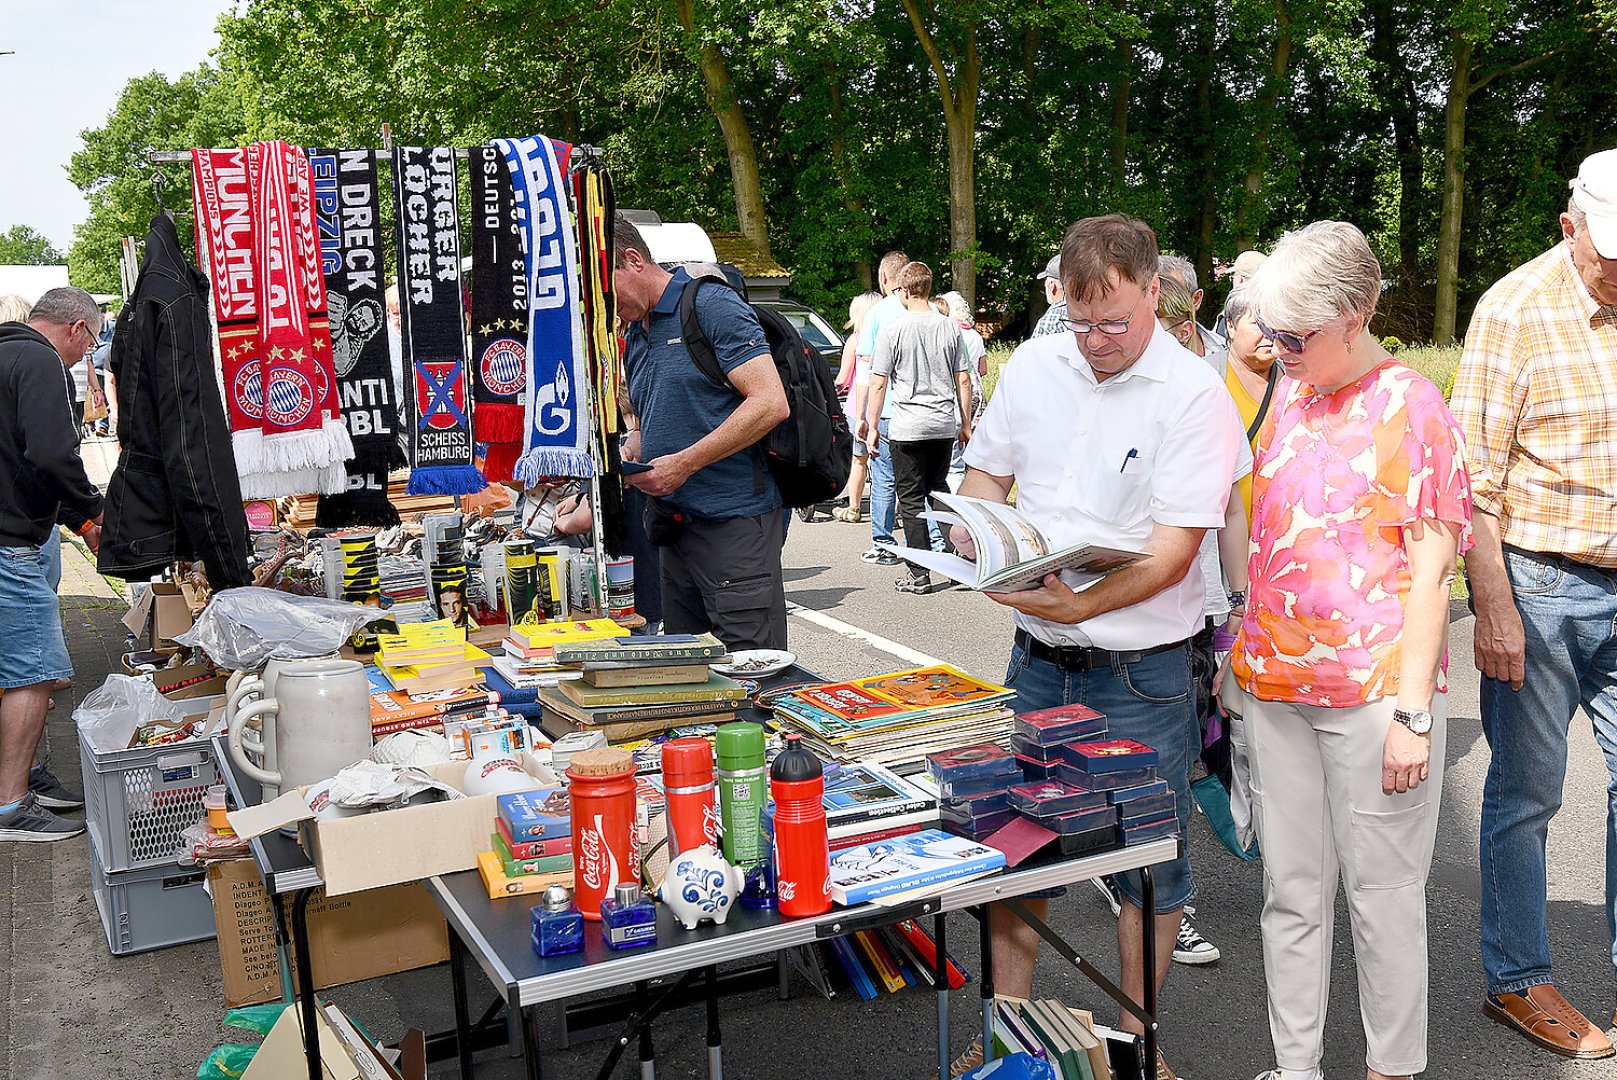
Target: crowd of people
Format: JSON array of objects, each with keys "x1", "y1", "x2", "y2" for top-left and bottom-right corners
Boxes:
[{"x1": 2, "y1": 143, "x2": 1615, "y2": 1080}]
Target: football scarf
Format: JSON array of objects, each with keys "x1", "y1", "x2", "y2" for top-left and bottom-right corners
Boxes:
[
  {"x1": 193, "y1": 144, "x2": 350, "y2": 497},
  {"x1": 469, "y1": 143, "x2": 529, "y2": 481},
  {"x1": 309, "y1": 147, "x2": 405, "y2": 527},
  {"x1": 573, "y1": 154, "x2": 627, "y2": 557},
  {"x1": 391, "y1": 145, "x2": 487, "y2": 496},
  {"x1": 496, "y1": 135, "x2": 593, "y2": 482}
]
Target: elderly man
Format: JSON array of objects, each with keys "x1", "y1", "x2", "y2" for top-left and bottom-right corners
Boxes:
[
  {"x1": 1158, "y1": 254, "x2": 1226, "y2": 367},
  {"x1": 1452, "y1": 149, "x2": 1617, "y2": 1060},
  {"x1": 1030, "y1": 254, "x2": 1068, "y2": 337},
  {"x1": 0, "y1": 288, "x2": 104, "y2": 841},
  {"x1": 945, "y1": 215, "x2": 1243, "y2": 1077}
]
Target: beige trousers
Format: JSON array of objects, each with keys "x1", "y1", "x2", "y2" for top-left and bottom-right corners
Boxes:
[{"x1": 1244, "y1": 693, "x2": 1446, "y2": 1077}]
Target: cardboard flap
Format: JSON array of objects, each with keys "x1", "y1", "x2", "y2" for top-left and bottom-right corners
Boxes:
[
  {"x1": 121, "y1": 588, "x2": 154, "y2": 636},
  {"x1": 228, "y1": 788, "x2": 317, "y2": 839}
]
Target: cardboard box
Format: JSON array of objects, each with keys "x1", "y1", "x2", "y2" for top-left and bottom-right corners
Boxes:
[
  {"x1": 153, "y1": 662, "x2": 230, "y2": 702},
  {"x1": 228, "y1": 753, "x2": 560, "y2": 896},
  {"x1": 209, "y1": 858, "x2": 450, "y2": 1007},
  {"x1": 122, "y1": 581, "x2": 195, "y2": 649}
]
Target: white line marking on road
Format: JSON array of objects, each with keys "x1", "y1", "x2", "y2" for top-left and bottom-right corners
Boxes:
[{"x1": 785, "y1": 601, "x2": 948, "y2": 667}]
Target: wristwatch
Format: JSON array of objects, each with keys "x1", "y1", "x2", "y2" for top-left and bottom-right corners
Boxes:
[
  {"x1": 1226, "y1": 589, "x2": 1247, "y2": 611},
  {"x1": 1393, "y1": 708, "x2": 1433, "y2": 735}
]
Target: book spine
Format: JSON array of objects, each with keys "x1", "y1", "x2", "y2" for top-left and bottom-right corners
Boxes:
[
  {"x1": 828, "y1": 822, "x2": 926, "y2": 852},
  {"x1": 882, "y1": 926, "x2": 932, "y2": 987},
  {"x1": 553, "y1": 644, "x2": 725, "y2": 664},
  {"x1": 826, "y1": 936, "x2": 877, "y2": 1001},
  {"x1": 896, "y1": 919, "x2": 968, "y2": 989},
  {"x1": 496, "y1": 816, "x2": 573, "y2": 859},
  {"x1": 567, "y1": 684, "x2": 746, "y2": 707},
  {"x1": 824, "y1": 797, "x2": 932, "y2": 827},
  {"x1": 854, "y1": 931, "x2": 905, "y2": 992},
  {"x1": 875, "y1": 927, "x2": 919, "y2": 987},
  {"x1": 370, "y1": 714, "x2": 451, "y2": 736},
  {"x1": 503, "y1": 850, "x2": 573, "y2": 877}
]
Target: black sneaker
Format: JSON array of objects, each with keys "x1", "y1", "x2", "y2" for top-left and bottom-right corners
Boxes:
[
  {"x1": 1092, "y1": 875, "x2": 1123, "y2": 916},
  {"x1": 30, "y1": 763, "x2": 84, "y2": 810},
  {"x1": 1173, "y1": 911, "x2": 1220, "y2": 965},
  {"x1": 860, "y1": 545, "x2": 898, "y2": 564},
  {"x1": 0, "y1": 793, "x2": 85, "y2": 842}
]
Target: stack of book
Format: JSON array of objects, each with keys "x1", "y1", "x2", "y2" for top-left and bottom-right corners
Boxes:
[
  {"x1": 990, "y1": 996, "x2": 1149, "y2": 1080},
  {"x1": 494, "y1": 619, "x2": 631, "y2": 689},
  {"x1": 477, "y1": 789, "x2": 575, "y2": 899},
  {"x1": 822, "y1": 761, "x2": 938, "y2": 849},
  {"x1": 814, "y1": 917, "x2": 968, "y2": 1002},
  {"x1": 767, "y1": 665, "x2": 1016, "y2": 769},
  {"x1": 367, "y1": 666, "x2": 492, "y2": 737},
  {"x1": 375, "y1": 620, "x2": 494, "y2": 696},
  {"x1": 535, "y1": 634, "x2": 745, "y2": 743}
]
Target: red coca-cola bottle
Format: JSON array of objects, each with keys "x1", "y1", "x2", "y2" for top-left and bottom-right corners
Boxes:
[
  {"x1": 567, "y1": 747, "x2": 640, "y2": 921},
  {"x1": 769, "y1": 733, "x2": 832, "y2": 917},
  {"x1": 662, "y1": 737, "x2": 719, "y2": 858}
]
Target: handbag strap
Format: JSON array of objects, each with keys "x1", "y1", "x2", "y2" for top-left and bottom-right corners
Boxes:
[{"x1": 1246, "y1": 365, "x2": 1281, "y2": 443}]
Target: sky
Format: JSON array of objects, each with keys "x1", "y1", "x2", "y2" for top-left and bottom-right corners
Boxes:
[{"x1": 0, "y1": 0, "x2": 236, "y2": 254}]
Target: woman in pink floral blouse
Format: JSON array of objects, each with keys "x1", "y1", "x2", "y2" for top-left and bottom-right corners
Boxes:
[{"x1": 1225, "y1": 221, "x2": 1473, "y2": 1080}]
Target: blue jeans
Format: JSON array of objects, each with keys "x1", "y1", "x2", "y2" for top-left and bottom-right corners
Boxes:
[
  {"x1": 1005, "y1": 639, "x2": 1199, "y2": 913},
  {"x1": 869, "y1": 418, "x2": 896, "y2": 546},
  {"x1": 1479, "y1": 546, "x2": 1617, "y2": 995},
  {"x1": 0, "y1": 544, "x2": 72, "y2": 688}
]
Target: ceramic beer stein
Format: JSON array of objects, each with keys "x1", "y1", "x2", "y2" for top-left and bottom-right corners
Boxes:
[
  {"x1": 227, "y1": 659, "x2": 372, "y2": 799},
  {"x1": 224, "y1": 654, "x2": 343, "y2": 800}
]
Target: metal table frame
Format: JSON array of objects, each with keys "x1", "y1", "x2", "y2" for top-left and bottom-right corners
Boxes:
[{"x1": 428, "y1": 836, "x2": 1177, "y2": 1079}]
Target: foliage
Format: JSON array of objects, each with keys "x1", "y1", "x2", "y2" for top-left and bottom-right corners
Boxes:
[
  {"x1": 64, "y1": 0, "x2": 1615, "y2": 337},
  {"x1": 0, "y1": 225, "x2": 63, "y2": 266}
]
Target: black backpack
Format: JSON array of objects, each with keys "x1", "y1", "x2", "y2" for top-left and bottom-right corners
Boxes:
[{"x1": 679, "y1": 278, "x2": 853, "y2": 509}]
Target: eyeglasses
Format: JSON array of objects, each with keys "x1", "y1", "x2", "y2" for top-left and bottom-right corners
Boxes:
[
  {"x1": 1065, "y1": 291, "x2": 1147, "y2": 336},
  {"x1": 1253, "y1": 316, "x2": 1321, "y2": 356},
  {"x1": 1159, "y1": 315, "x2": 1192, "y2": 334},
  {"x1": 77, "y1": 321, "x2": 101, "y2": 348}
]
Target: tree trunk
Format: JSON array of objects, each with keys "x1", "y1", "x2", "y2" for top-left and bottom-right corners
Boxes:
[
  {"x1": 1192, "y1": 0, "x2": 1217, "y2": 288},
  {"x1": 673, "y1": 0, "x2": 770, "y2": 256},
  {"x1": 1110, "y1": 39, "x2": 1135, "y2": 193},
  {"x1": 1434, "y1": 32, "x2": 1472, "y2": 346},
  {"x1": 825, "y1": 63, "x2": 871, "y2": 291},
  {"x1": 1368, "y1": 0, "x2": 1423, "y2": 288},
  {"x1": 901, "y1": 0, "x2": 982, "y2": 308},
  {"x1": 1234, "y1": 0, "x2": 1293, "y2": 248}
]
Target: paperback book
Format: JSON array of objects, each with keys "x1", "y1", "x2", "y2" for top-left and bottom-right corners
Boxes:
[
  {"x1": 829, "y1": 828, "x2": 1006, "y2": 905},
  {"x1": 896, "y1": 491, "x2": 1149, "y2": 592}
]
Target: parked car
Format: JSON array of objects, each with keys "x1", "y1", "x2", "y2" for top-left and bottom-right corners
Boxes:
[{"x1": 755, "y1": 299, "x2": 844, "y2": 377}]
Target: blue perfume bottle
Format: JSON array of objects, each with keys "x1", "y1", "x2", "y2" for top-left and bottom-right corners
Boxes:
[
  {"x1": 531, "y1": 884, "x2": 585, "y2": 958},
  {"x1": 600, "y1": 882, "x2": 658, "y2": 950}
]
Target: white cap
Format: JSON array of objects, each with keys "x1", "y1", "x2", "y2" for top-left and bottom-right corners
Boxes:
[
  {"x1": 1571, "y1": 149, "x2": 1617, "y2": 259},
  {"x1": 1231, "y1": 250, "x2": 1267, "y2": 278},
  {"x1": 1036, "y1": 254, "x2": 1062, "y2": 281}
]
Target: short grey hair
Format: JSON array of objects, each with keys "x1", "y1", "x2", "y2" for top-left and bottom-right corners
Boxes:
[
  {"x1": 1246, "y1": 220, "x2": 1381, "y2": 333},
  {"x1": 1221, "y1": 285, "x2": 1253, "y2": 330},
  {"x1": 28, "y1": 287, "x2": 102, "y2": 333},
  {"x1": 1158, "y1": 254, "x2": 1198, "y2": 296},
  {"x1": 939, "y1": 290, "x2": 972, "y2": 323},
  {"x1": 1568, "y1": 193, "x2": 1587, "y2": 229}
]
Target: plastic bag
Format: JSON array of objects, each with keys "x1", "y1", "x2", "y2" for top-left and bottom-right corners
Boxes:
[
  {"x1": 74, "y1": 674, "x2": 186, "y2": 753},
  {"x1": 176, "y1": 586, "x2": 382, "y2": 670}
]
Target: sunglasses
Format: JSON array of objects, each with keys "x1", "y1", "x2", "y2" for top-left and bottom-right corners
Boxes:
[{"x1": 1253, "y1": 316, "x2": 1321, "y2": 356}]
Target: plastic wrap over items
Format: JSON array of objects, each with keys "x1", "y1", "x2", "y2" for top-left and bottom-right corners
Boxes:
[{"x1": 176, "y1": 586, "x2": 383, "y2": 670}]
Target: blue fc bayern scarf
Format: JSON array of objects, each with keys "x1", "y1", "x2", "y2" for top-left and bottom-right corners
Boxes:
[{"x1": 496, "y1": 136, "x2": 593, "y2": 481}]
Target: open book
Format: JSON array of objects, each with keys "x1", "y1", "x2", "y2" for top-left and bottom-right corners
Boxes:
[{"x1": 896, "y1": 491, "x2": 1149, "y2": 592}]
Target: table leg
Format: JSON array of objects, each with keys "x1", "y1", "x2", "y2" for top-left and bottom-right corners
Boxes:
[
  {"x1": 523, "y1": 1005, "x2": 546, "y2": 1080},
  {"x1": 636, "y1": 981, "x2": 656, "y2": 1080},
  {"x1": 934, "y1": 914, "x2": 950, "y2": 1080},
  {"x1": 289, "y1": 888, "x2": 321, "y2": 1080},
  {"x1": 705, "y1": 965, "x2": 723, "y2": 1080},
  {"x1": 1140, "y1": 865, "x2": 1158, "y2": 1074},
  {"x1": 449, "y1": 929, "x2": 475, "y2": 1079},
  {"x1": 977, "y1": 907, "x2": 995, "y2": 1061}
]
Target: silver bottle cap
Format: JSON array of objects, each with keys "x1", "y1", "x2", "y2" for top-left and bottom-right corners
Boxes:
[
  {"x1": 613, "y1": 882, "x2": 641, "y2": 906},
  {"x1": 541, "y1": 884, "x2": 574, "y2": 912}
]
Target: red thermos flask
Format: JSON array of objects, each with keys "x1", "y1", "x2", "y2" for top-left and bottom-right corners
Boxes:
[
  {"x1": 567, "y1": 747, "x2": 640, "y2": 921},
  {"x1": 769, "y1": 733, "x2": 832, "y2": 916},
  {"x1": 661, "y1": 737, "x2": 719, "y2": 858}
]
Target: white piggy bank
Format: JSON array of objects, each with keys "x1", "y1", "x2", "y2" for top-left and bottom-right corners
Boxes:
[{"x1": 658, "y1": 845, "x2": 744, "y2": 930}]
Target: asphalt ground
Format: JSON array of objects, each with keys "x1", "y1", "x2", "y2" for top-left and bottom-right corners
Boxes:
[{"x1": 6, "y1": 480, "x2": 1617, "y2": 1079}]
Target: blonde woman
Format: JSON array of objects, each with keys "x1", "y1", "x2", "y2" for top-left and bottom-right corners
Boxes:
[{"x1": 832, "y1": 289, "x2": 881, "y2": 523}]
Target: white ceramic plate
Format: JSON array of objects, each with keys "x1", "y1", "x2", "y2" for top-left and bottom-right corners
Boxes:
[{"x1": 711, "y1": 649, "x2": 796, "y2": 678}]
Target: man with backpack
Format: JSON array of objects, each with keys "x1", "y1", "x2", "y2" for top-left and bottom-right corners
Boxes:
[{"x1": 613, "y1": 214, "x2": 791, "y2": 650}]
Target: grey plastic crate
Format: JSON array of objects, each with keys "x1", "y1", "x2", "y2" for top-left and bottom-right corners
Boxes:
[
  {"x1": 88, "y1": 836, "x2": 216, "y2": 955},
  {"x1": 78, "y1": 725, "x2": 219, "y2": 872}
]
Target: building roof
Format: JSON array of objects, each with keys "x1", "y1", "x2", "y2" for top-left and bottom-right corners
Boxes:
[{"x1": 708, "y1": 234, "x2": 790, "y2": 282}]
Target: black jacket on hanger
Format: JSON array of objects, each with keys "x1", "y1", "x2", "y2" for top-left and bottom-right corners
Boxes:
[{"x1": 100, "y1": 214, "x2": 251, "y2": 590}]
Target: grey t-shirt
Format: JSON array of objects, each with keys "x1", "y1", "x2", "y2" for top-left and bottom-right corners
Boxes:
[{"x1": 871, "y1": 309, "x2": 969, "y2": 441}]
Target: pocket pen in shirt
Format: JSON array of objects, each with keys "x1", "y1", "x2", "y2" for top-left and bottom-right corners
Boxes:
[{"x1": 1120, "y1": 447, "x2": 1139, "y2": 473}]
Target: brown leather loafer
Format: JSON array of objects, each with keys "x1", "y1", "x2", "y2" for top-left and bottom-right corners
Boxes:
[{"x1": 1484, "y1": 985, "x2": 1615, "y2": 1059}]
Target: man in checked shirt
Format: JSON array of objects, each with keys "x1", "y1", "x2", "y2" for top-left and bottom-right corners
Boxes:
[{"x1": 1452, "y1": 148, "x2": 1617, "y2": 1061}]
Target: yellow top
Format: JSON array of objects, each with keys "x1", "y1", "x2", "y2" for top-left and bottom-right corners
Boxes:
[{"x1": 1225, "y1": 363, "x2": 1266, "y2": 523}]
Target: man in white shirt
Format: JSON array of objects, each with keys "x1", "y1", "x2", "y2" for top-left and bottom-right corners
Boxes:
[
  {"x1": 855, "y1": 251, "x2": 910, "y2": 564},
  {"x1": 952, "y1": 214, "x2": 1243, "y2": 1075}
]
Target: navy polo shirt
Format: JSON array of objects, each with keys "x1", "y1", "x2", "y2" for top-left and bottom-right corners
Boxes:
[{"x1": 624, "y1": 268, "x2": 781, "y2": 520}]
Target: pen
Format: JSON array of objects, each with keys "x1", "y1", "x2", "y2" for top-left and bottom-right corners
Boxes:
[{"x1": 1120, "y1": 448, "x2": 1138, "y2": 473}]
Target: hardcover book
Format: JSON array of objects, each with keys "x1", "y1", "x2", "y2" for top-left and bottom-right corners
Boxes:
[
  {"x1": 475, "y1": 850, "x2": 572, "y2": 899},
  {"x1": 552, "y1": 632, "x2": 726, "y2": 665},
  {"x1": 822, "y1": 762, "x2": 935, "y2": 825},
  {"x1": 579, "y1": 662, "x2": 711, "y2": 688},
  {"x1": 895, "y1": 491, "x2": 1150, "y2": 593},
  {"x1": 492, "y1": 831, "x2": 574, "y2": 878},
  {"x1": 557, "y1": 671, "x2": 748, "y2": 709},
  {"x1": 496, "y1": 788, "x2": 571, "y2": 839},
  {"x1": 829, "y1": 828, "x2": 1006, "y2": 905},
  {"x1": 494, "y1": 816, "x2": 573, "y2": 860}
]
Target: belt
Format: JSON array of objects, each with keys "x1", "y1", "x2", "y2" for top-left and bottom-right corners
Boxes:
[{"x1": 1014, "y1": 627, "x2": 1188, "y2": 672}]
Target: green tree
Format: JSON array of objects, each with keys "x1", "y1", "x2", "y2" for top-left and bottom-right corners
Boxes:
[{"x1": 0, "y1": 225, "x2": 63, "y2": 265}]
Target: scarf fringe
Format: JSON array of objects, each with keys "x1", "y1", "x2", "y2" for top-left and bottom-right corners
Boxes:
[
  {"x1": 482, "y1": 440, "x2": 522, "y2": 484},
  {"x1": 231, "y1": 430, "x2": 267, "y2": 477},
  {"x1": 406, "y1": 465, "x2": 489, "y2": 497},
  {"x1": 316, "y1": 492, "x2": 402, "y2": 529},
  {"x1": 474, "y1": 403, "x2": 526, "y2": 445},
  {"x1": 513, "y1": 447, "x2": 595, "y2": 485},
  {"x1": 259, "y1": 425, "x2": 350, "y2": 474},
  {"x1": 240, "y1": 467, "x2": 320, "y2": 500}
]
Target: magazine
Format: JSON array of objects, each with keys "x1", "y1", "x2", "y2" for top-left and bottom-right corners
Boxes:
[{"x1": 897, "y1": 491, "x2": 1150, "y2": 592}]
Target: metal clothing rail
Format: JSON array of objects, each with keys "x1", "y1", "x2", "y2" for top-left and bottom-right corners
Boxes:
[{"x1": 146, "y1": 144, "x2": 605, "y2": 164}]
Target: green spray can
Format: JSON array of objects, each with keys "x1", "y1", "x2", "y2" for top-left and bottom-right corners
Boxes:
[{"x1": 715, "y1": 722, "x2": 772, "y2": 906}]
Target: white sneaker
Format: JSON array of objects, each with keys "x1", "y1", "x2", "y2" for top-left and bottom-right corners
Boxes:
[
  {"x1": 1172, "y1": 913, "x2": 1220, "y2": 965},
  {"x1": 1253, "y1": 1070, "x2": 1323, "y2": 1080}
]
